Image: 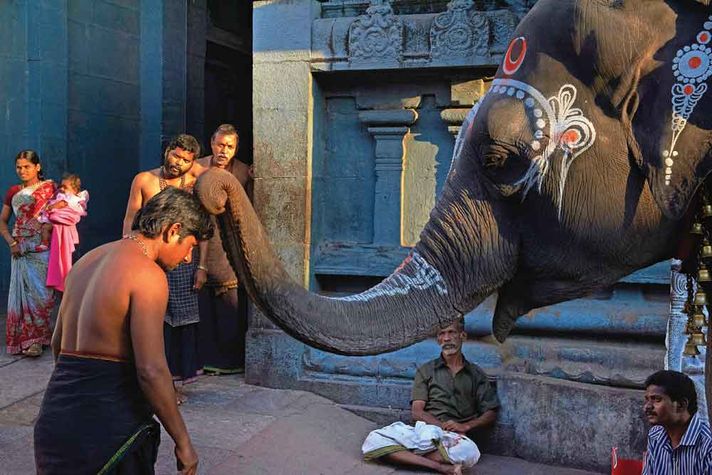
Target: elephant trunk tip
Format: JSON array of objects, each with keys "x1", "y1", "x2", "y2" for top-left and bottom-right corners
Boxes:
[{"x1": 195, "y1": 168, "x2": 233, "y2": 215}]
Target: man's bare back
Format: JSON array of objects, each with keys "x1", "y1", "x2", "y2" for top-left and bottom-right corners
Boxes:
[{"x1": 53, "y1": 239, "x2": 167, "y2": 361}]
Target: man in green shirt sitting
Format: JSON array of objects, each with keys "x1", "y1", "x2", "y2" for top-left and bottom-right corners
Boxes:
[{"x1": 362, "y1": 316, "x2": 499, "y2": 474}]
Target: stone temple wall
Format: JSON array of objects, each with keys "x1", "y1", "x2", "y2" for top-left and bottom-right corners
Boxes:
[
  {"x1": 0, "y1": 0, "x2": 208, "y2": 288},
  {"x1": 250, "y1": 0, "x2": 670, "y2": 471}
]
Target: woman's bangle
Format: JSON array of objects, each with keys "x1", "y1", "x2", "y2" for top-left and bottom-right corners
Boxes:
[
  {"x1": 197, "y1": 265, "x2": 208, "y2": 272},
  {"x1": 8, "y1": 240, "x2": 17, "y2": 247}
]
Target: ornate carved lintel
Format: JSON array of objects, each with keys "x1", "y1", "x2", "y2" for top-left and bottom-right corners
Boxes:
[
  {"x1": 430, "y1": 0, "x2": 491, "y2": 61},
  {"x1": 348, "y1": 0, "x2": 404, "y2": 65}
]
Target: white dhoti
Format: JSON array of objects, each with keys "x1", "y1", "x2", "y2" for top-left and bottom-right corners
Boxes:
[{"x1": 362, "y1": 421, "x2": 481, "y2": 467}]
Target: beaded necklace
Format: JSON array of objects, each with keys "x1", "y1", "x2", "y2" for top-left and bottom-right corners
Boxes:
[{"x1": 124, "y1": 234, "x2": 148, "y2": 257}]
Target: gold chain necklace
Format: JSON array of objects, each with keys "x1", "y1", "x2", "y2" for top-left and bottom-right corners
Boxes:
[{"x1": 124, "y1": 234, "x2": 148, "y2": 257}]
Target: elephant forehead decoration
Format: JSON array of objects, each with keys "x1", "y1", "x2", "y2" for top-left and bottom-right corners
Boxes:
[
  {"x1": 489, "y1": 78, "x2": 596, "y2": 218},
  {"x1": 335, "y1": 251, "x2": 448, "y2": 302},
  {"x1": 665, "y1": 15, "x2": 712, "y2": 186}
]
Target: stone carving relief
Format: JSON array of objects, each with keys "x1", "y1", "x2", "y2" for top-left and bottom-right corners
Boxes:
[
  {"x1": 348, "y1": 0, "x2": 404, "y2": 64},
  {"x1": 318, "y1": 0, "x2": 524, "y2": 71},
  {"x1": 430, "y1": 0, "x2": 490, "y2": 60}
]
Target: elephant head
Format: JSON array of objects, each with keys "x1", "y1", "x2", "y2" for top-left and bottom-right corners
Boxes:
[{"x1": 196, "y1": 0, "x2": 712, "y2": 355}]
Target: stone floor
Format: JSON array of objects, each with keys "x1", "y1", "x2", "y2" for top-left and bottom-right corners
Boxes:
[{"x1": 0, "y1": 345, "x2": 603, "y2": 474}]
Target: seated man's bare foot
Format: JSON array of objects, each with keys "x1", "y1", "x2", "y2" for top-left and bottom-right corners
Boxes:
[{"x1": 438, "y1": 463, "x2": 462, "y2": 475}]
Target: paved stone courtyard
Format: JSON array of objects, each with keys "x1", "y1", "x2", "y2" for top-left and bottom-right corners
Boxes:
[{"x1": 0, "y1": 342, "x2": 602, "y2": 474}]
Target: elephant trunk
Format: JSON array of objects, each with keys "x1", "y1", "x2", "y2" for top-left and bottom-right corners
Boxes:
[{"x1": 196, "y1": 168, "x2": 516, "y2": 355}]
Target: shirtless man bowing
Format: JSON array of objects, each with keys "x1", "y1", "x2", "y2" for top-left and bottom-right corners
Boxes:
[{"x1": 34, "y1": 187, "x2": 213, "y2": 474}]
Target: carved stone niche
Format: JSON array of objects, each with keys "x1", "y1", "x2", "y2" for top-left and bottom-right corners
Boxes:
[
  {"x1": 348, "y1": 0, "x2": 404, "y2": 66},
  {"x1": 431, "y1": 0, "x2": 490, "y2": 64}
]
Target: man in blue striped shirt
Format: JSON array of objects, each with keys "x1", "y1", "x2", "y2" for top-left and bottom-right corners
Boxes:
[{"x1": 643, "y1": 370, "x2": 712, "y2": 474}]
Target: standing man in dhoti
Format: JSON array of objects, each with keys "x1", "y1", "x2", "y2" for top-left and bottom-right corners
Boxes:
[
  {"x1": 34, "y1": 187, "x2": 213, "y2": 474},
  {"x1": 123, "y1": 134, "x2": 208, "y2": 404}
]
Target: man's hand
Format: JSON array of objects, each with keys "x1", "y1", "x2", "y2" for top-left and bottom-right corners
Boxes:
[
  {"x1": 193, "y1": 268, "x2": 207, "y2": 291},
  {"x1": 175, "y1": 443, "x2": 198, "y2": 475},
  {"x1": 442, "y1": 420, "x2": 468, "y2": 434}
]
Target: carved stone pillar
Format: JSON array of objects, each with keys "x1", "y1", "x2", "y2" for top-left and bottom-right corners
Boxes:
[{"x1": 359, "y1": 109, "x2": 417, "y2": 244}]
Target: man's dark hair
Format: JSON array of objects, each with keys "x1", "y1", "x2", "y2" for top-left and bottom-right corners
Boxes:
[
  {"x1": 164, "y1": 134, "x2": 201, "y2": 159},
  {"x1": 131, "y1": 187, "x2": 213, "y2": 241},
  {"x1": 211, "y1": 123, "x2": 239, "y2": 143},
  {"x1": 645, "y1": 370, "x2": 698, "y2": 415}
]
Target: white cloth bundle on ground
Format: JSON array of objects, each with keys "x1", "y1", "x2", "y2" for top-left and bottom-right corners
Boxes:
[{"x1": 362, "y1": 421, "x2": 481, "y2": 467}]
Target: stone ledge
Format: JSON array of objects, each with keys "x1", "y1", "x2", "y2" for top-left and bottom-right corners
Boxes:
[{"x1": 246, "y1": 329, "x2": 645, "y2": 472}]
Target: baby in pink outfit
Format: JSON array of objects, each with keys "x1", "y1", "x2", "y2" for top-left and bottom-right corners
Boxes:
[{"x1": 39, "y1": 173, "x2": 89, "y2": 292}]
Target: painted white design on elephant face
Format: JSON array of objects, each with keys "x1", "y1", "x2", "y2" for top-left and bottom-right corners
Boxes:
[
  {"x1": 489, "y1": 78, "x2": 596, "y2": 218},
  {"x1": 665, "y1": 17, "x2": 712, "y2": 186},
  {"x1": 334, "y1": 251, "x2": 448, "y2": 303}
]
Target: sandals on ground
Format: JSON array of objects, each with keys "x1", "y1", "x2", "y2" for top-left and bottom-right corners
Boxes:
[{"x1": 22, "y1": 343, "x2": 43, "y2": 357}]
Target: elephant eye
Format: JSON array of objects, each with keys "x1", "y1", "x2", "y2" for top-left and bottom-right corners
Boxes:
[{"x1": 478, "y1": 142, "x2": 530, "y2": 193}]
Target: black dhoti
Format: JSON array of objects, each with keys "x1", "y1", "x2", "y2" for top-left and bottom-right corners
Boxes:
[{"x1": 34, "y1": 353, "x2": 160, "y2": 474}]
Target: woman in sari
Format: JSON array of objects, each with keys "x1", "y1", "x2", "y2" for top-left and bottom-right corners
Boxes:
[{"x1": 0, "y1": 150, "x2": 56, "y2": 356}]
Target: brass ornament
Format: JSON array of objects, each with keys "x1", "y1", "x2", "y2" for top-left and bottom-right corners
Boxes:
[
  {"x1": 698, "y1": 264, "x2": 712, "y2": 282},
  {"x1": 694, "y1": 289, "x2": 708, "y2": 306},
  {"x1": 692, "y1": 332, "x2": 706, "y2": 346},
  {"x1": 692, "y1": 222, "x2": 704, "y2": 234},
  {"x1": 684, "y1": 337, "x2": 702, "y2": 356},
  {"x1": 693, "y1": 311, "x2": 707, "y2": 328},
  {"x1": 702, "y1": 239, "x2": 712, "y2": 259}
]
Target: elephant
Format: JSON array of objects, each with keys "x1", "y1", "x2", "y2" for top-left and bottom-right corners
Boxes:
[{"x1": 196, "y1": 0, "x2": 712, "y2": 400}]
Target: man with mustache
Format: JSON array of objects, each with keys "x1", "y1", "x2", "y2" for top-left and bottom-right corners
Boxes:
[
  {"x1": 196, "y1": 124, "x2": 252, "y2": 375},
  {"x1": 362, "y1": 316, "x2": 499, "y2": 474},
  {"x1": 642, "y1": 370, "x2": 712, "y2": 474},
  {"x1": 123, "y1": 134, "x2": 209, "y2": 404},
  {"x1": 35, "y1": 188, "x2": 213, "y2": 474}
]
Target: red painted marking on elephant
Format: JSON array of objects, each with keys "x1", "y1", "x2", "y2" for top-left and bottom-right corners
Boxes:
[
  {"x1": 689, "y1": 55, "x2": 703, "y2": 69},
  {"x1": 698, "y1": 32, "x2": 710, "y2": 44},
  {"x1": 503, "y1": 37, "x2": 527, "y2": 76},
  {"x1": 560, "y1": 129, "x2": 580, "y2": 146},
  {"x1": 684, "y1": 84, "x2": 695, "y2": 95}
]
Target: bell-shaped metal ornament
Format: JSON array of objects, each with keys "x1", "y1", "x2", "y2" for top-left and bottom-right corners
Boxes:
[
  {"x1": 684, "y1": 337, "x2": 702, "y2": 356},
  {"x1": 694, "y1": 311, "x2": 708, "y2": 328},
  {"x1": 692, "y1": 222, "x2": 704, "y2": 235},
  {"x1": 702, "y1": 240, "x2": 712, "y2": 259},
  {"x1": 692, "y1": 332, "x2": 707, "y2": 346},
  {"x1": 695, "y1": 289, "x2": 708, "y2": 306},
  {"x1": 699, "y1": 264, "x2": 712, "y2": 282},
  {"x1": 703, "y1": 205, "x2": 712, "y2": 219}
]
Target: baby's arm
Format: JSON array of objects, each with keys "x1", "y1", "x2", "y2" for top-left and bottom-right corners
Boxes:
[{"x1": 47, "y1": 200, "x2": 68, "y2": 211}]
